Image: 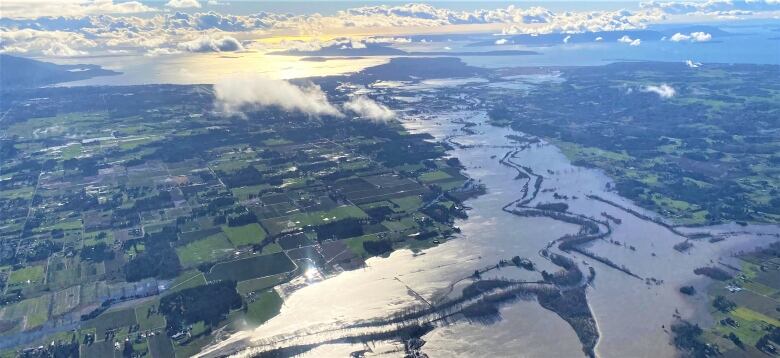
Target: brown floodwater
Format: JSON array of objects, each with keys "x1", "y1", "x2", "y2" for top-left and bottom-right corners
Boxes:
[{"x1": 200, "y1": 77, "x2": 779, "y2": 358}]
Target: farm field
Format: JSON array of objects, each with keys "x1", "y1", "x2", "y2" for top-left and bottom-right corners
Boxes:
[
  {"x1": 701, "y1": 242, "x2": 780, "y2": 355},
  {"x1": 0, "y1": 58, "x2": 472, "y2": 356}
]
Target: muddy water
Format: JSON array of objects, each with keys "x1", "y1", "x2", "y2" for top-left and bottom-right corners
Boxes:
[{"x1": 201, "y1": 83, "x2": 779, "y2": 358}]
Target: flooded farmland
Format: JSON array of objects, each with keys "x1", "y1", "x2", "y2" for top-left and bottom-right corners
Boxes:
[{"x1": 200, "y1": 76, "x2": 780, "y2": 358}]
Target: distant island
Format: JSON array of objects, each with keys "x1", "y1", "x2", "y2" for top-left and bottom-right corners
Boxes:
[
  {"x1": 270, "y1": 43, "x2": 538, "y2": 57},
  {"x1": 0, "y1": 54, "x2": 119, "y2": 88}
]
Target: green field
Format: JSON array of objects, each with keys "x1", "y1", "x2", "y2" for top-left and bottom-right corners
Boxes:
[
  {"x1": 288, "y1": 205, "x2": 368, "y2": 227},
  {"x1": 87, "y1": 308, "x2": 137, "y2": 338},
  {"x1": 390, "y1": 196, "x2": 423, "y2": 212},
  {"x1": 262, "y1": 205, "x2": 369, "y2": 235},
  {"x1": 345, "y1": 234, "x2": 384, "y2": 258},
  {"x1": 82, "y1": 340, "x2": 118, "y2": 358},
  {"x1": 418, "y1": 170, "x2": 453, "y2": 183},
  {"x1": 175, "y1": 233, "x2": 234, "y2": 267},
  {"x1": 207, "y1": 252, "x2": 295, "y2": 282},
  {"x1": 245, "y1": 290, "x2": 283, "y2": 325},
  {"x1": 231, "y1": 184, "x2": 273, "y2": 200},
  {"x1": 148, "y1": 332, "x2": 176, "y2": 358},
  {"x1": 164, "y1": 270, "x2": 207, "y2": 296},
  {"x1": 732, "y1": 306, "x2": 780, "y2": 327},
  {"x1": 7, "y1": 265, "x2": 45, "y2": 287},
  {"x1": 703, "y1": 247, "x2": 780, "y2": 353},
  {"x1": 135, "y1": 299, "x2": 166, "y2": 330},
  {"x1": 222, "y1": 223, "x2": 267, "y2": 247},
  {"x1": 0, "y1": 294, "x2": 51, "y2": 330},
  {"x1": 0, "y1": 60, "x2": 470, "y2": 353},
  {"x1": 237, "y1": 274, "x2": 288, "y2": 296}
]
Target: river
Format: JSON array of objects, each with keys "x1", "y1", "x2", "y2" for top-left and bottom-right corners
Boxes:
[{"x1": 199, "y1": 75, "x2": 779, "y2": 358}]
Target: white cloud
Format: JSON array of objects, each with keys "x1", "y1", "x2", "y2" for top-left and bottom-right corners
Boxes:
[
  {"x1": 670, "y1": 31, "x2": 712, "y2": 42},
  {"x1": 278, "y1": 37, "x2": 390, "y2": 53},
  {"x1": 344, "y1": 96, "x2": 395, "y2": 121},
  {"x1": 178, "y1": 35, "x2": 243, "y2": 52},
  {"x1": 364, "y1": 37, "x2": 411, "y2": 44},
  {"x1": 0, "y1": 0, "x2": 156, "y2": 19},
  {"x1": 43, "y1": 43, "x2": 88, "y2": 56},
  {"x1": 563, "y1": 35, "x2": 571, "y2": 43},
  {"x1": 643, "y1": 84, "x2": 676, "y2": 98},
  {"x1": 348, "y1": 40, "x2": 366, "y2": 49},
  {"x1": 145, "y1": 47, "x2": 181, "y2": 56},
  {"x1": 690, "y1": 31, "x2": 712, "y2": 42},
  {"x1": 3, "y1": 3, "x2": 667, "y2": 37},
  {"x1": 166, "y1": 0, "x2": 201, "y2": 9},
  {"x1": 214, "y1": 76, "x2": 343, "y2": 117},
  {"x1": 501, "y1": 8, "x2": 663, "y2": 35},
  {"x1": 595, "y1": 36, "x2": 604, "y2": 41},
  {"x1": 685, "y1": 59, "x2": 702, "y2": 68},
  {"x1": 0, "y1": 28, "x2": 97, "y2": 56},
  {"x1": 641, "y1": 0, "x2": 780, "y2": 15},
  {"x1": 670, "y1": 32, "x2": 690, "y2": 41},
  {"x1": 618, "y1": 35, "x2": 641, "y2": 46},
  {"x1": 0, "y1": 4, "x2": 662, "y2": 60},
  {"x1": 0, "y1": 2, "x2": 757, "y2": 59}
]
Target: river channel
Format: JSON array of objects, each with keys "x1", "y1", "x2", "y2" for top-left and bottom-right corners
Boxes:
[{"x1": 200, "y1": 75, "x2": 779, "y2": 358}]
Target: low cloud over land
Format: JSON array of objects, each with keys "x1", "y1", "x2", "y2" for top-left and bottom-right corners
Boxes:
[
  {"x1": 643, "y1": 83, "x2": 676, "y2": 98},
  {"x1": 344, "y1": 96, "x2": 395, "y2": 121},
  {"x1": 214, "y1": 76, "x2": 342, "y2": 117}
]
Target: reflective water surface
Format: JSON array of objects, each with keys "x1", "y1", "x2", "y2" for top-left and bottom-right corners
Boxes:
[{"x1": 200, "y1": 75, "x2": 779, "y2": 357}]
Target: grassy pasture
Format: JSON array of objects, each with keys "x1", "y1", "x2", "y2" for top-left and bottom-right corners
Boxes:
[
  {"x1": 222, "y1": 223, "x2": 267, "y2": 247},
  {"x1": 245, "y1": 290, "x2": 283, "y2": 325},
  {"x1": 175, "y1": 233, "x2": 234, "y2": 267},
  {"x1": 207, "y1": 252, "x2": 295, "y2": 282}
]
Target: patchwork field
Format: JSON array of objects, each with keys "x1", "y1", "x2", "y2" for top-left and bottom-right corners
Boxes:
[
  {"x1": 0, "y1": 63, "x2": 470, "y2": 355},
  {"x1": 702, "y1": 243, "x2": 780, "y2": 355}
]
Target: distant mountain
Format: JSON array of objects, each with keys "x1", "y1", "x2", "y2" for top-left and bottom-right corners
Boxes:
[
  {"x1": 272, "y1": 44, "x2": 407, "y2": 56},
  {"x1": 271, "y1": 43, "x2": 538, "y2": 57},
  {"x1": 0, "y1": 54, "x2": 119, "y2": 88},
  {"x1": 348, "y1": 57, "x2": 490, "y2": 82}
]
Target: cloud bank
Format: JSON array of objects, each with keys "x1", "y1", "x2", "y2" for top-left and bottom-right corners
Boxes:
[
  {"x1": 641, "y1": 0, "x2": 780, "y2": 15},
  {"x1": 214, "y1": 76, "x2": 342, "y2": 117},
  {"x1": 0, "y1": 1, "x2": 776, "y2": 57},
  {"x1": 0, "y1": 0, "x2": 155, "y2": 19},
  {"x1": 0, "y1": 28, "x2": 96, "y2": 56},
  {"x1": 166, "y1": 0, "x2": 201, "y2": 9},
  {"x1": 344, "y1": 96, "x2": 395, "y2": 121}
]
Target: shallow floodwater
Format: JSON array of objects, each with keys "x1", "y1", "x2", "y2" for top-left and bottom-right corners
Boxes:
[{"x1": 200, "y1": 77, "x2": 779, "y2": 358}]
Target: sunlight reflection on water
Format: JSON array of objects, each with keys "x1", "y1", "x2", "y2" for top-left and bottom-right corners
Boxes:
[{"x1": 50, "y1": 52, "x2": 390, "y2": 86}]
